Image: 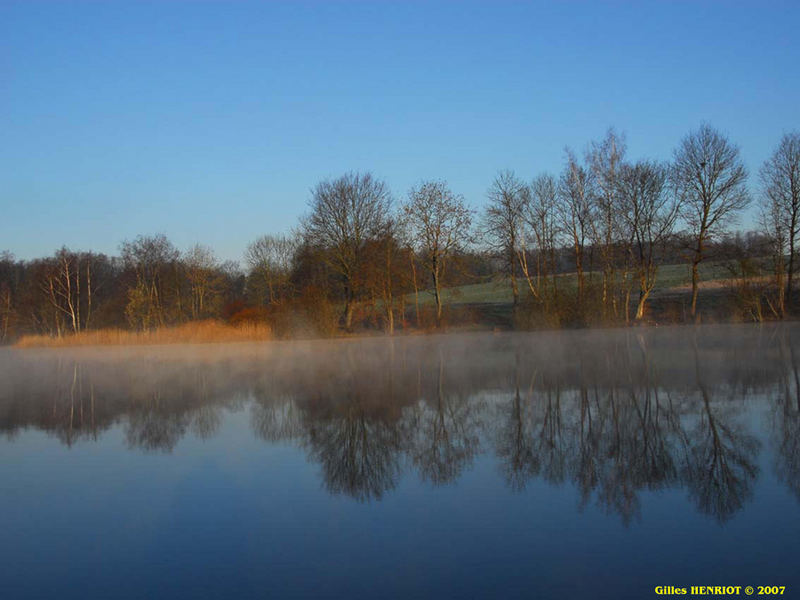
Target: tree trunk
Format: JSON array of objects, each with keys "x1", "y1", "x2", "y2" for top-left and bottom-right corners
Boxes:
[
  {"x1": 575, "y1": 244, "x2": 584, "y2": 308},
  {"x1": 787, "y1": 228, "x2": 795, "y2": 313},
  {"x1": 85, "y1": 258, "x2": 92, "y2": 331},
  {"x1": 635, "y1": 289, "x2": 651, "y2": 321},
  {"x1": 509, "y1": 251, "x2": 519, "y2": 307},
  {"x1": 410, "y1": 252, "x2": 420, "y2": 328},
  {"x1": 431, "y1": 254, "x2": 442, "y2": 327},
  {"x1": 385, "y1": 239, "x2": 394, "y2": 335},
  {"x1": 344, "y1": 293, "x2": 354, "y2": 331},
  {"x1": 1, "y1": 289, "x2": 10, "y2": 341},
  {"x1": 623, "y1": 280, "x2": 631, "y2": 324},
  {"x1": 432, "y1": 264, "x2": 442, "y2": 327},
  {"x1": 690, "y1": 258, "x2": 700, "y2": 322},
  {"x1": 386, "y1": 299, "x2": 394, "y2": 335}
]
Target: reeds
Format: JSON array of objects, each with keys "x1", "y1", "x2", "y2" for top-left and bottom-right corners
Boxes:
[{"x1": 15, "y1": 320, "x2": 272, "y2": 348}]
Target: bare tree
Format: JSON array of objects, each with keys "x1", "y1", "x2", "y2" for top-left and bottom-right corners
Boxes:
[
  {"x1": 0, "y1": 251, "x2": 16, "y2": 342},
  {"x1": 304, "y1": 172, "x2": 392, "y2": 330},
  {"x1": 672, "y1": 124, "x2": 749, "y2": 320},
  {"x1": 760, "y1": 132, "x2": 800, "y2": 310},
  {"x1": 402, "y1": 180, "x2": 472, "y2": 326},
  {"x1": 183, "y1": 244, "x2": 223, "y2": 320},
  {"x1": 244, "y1": 234, "x2": 297, "y2": 305},
  {"x1": 33, "y1": 248, "x2": 100, "y2": 335},
  {"x1": 524, "y1": 173, "x2": 561, "y2": 310},
  {"x1": 485, "y1": 171, "x2": 528, "y2": 307},
  {"x1": 617, "y1": 160, "x2": 679, "y2": 320},
  {"x1": 760, "y1": 194, "x2": 788, "y2": 317},
  {"x1": 378, "y1": 221, "x2": 400, "y2": 335},
  {"x1": 120, "y1": 234, "x2": 180, "y2": 329},
  {"x1": 588, "y1": 129, "x2": 627, "y2": 319},
  {"x1": 360, "y1": 219, "x2": 404, "y2": 334},
  {"x1": 558, "y1": 149, "x2": 594, "y2": 309},
  {"x1": 48, "y1": 249, "x2": 80, "y2": 334}
]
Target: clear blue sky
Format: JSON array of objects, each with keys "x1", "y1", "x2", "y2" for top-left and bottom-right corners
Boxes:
[{"x1": 2, "y1": 1, "x2": 798, "y2": 263}]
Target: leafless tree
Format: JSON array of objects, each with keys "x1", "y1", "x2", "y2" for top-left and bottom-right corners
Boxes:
[
  {"x1": 672, "y1": 124, "x2": 749, "y2": 320},
  {"x1": 0, "y1": 251, "x2": 15, "y2": 342},
  {"x1": 524, "y1": 173, "x2": 561, "y2": 310},
  {"x1": 558, "y1": 149, "x2": 594, "y2": 309},
  {"x1": 244, "y1": 234, "x2": 297, "y2": 305},
  {"x1": 402, "y1": 180, "x2": 472, "y2": 325},
  {"x1": 760, "y1": 190, "x2": 788, "y2": 317},
  {"x1": 617, "y1": 160, "x2": 679, "y2": 320},
  {"x1": 485, "y1": 171, "x2": 528, "y2": 307},
  {"x1": 34, "y1": 248, "x2": 100, "y2": 335},
  {"x1": 360, "y1": 219, "x2": 404, "y2": 334},
  {"x1": 183, "y1": 244, "x2": 222, "y2": 320},
  {"x1": 120, "y1": 234, "x2": 180, "y2": 329},
  {"x1": 588, "y1": 129, "x2": 627, "y2": 319},
  {"x1": 304, "y1": 172, "x2": 392, "y2": 330},
  {"x1": 55, "y1": 248, "x2": 83, "y2": 333},
  {"x1": 760, "y1": 132, "x2": 800, "y2": 309}
]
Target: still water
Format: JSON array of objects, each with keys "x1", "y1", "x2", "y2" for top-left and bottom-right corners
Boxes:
[{"x1": 1, "y1": 325, "x2": 799, "y2": 599}]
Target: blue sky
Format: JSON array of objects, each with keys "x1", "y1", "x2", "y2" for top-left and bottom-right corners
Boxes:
[{"x1": 2, "y1": 1, "x2": 798, "y2": 262}]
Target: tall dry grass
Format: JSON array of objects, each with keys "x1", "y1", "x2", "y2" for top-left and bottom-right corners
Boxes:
[{"x1": 15, "y1": 320, "x2": 273, "y2": 348}]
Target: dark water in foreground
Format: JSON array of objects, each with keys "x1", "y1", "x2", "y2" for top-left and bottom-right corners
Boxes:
[{"x1": 1, "y1": 325, "x2": 800, "y2": 599}]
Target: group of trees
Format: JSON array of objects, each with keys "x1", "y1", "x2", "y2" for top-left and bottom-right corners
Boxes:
[
  {"x1": 2, "y1": 125, "x2": 799, "y2": 342},
  {"x1": 482, "y1": 125, "x2": 755, "y2": 325},
  {"x1": 0, "y1": 236, "x2": 244, "y2": 342}
]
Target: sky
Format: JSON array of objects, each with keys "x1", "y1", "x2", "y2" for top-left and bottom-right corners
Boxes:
[{"x1": 2, "y1": 0, "x2": 799, "y2": 263}]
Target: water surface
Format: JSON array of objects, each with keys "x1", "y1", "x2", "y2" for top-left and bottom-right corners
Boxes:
[{"x1": 2, "y1": 325, "x2": 799, "y2": 599}]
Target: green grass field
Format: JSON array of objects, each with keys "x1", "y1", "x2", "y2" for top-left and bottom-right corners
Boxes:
[{"x1": 407, "y1": 260, "x2": 740, "y2": 307}]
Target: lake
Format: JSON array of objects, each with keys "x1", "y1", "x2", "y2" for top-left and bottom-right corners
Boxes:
[{"x1": 1, "y1": 324, "x2": 799, "y2": 599}]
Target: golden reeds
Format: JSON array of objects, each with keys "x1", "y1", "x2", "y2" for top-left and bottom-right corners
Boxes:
[{"x1": 15, "y1": 320, "x2": 272, "y2": 348}]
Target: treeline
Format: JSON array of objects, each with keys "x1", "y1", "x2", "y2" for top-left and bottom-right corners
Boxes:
[{"x1": 2, "y1": 124, "x2": 799, "y2": 342}]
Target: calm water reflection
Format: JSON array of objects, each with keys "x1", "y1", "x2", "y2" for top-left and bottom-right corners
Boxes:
[{"x1": 2, "y1": 325, "x2": 799, "y2": 599}]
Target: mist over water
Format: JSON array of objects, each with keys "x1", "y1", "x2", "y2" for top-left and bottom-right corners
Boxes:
[{"x1": 2, "y1": 325, "x2": 800, "y2": 599}]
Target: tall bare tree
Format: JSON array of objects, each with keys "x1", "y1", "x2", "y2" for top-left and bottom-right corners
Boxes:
[
  {"x1": 402, "y1": 180, "x2": 472, "y2": 326},
  {"x1": 120, "y1": 234, "x2": 180, "y2": 329},
  {"x1": 524, "y1": 173, "x2": 561, "y2": 310},
  {"x1": 54, "y1": 248, "x2": 81, "y2": 333},
  {"x1": 33, "y1": 248, "x2": 100, "y2": 335},
  {"x1": 0, "y1": 251, "x2": 16, "y2": 342},
  {"x1": 558, "y1": 150, "x2": 594, "y2": 309},
  {"x1": 184, "y1": 244, "x2": 223, "y2": 320},
  {"x1": 588, "y1": 128, "x2": 626, "y2": 319},
  {"x1": 761, "y1": 192, "x2": 788, "y2": 317},
  {"x1": 760, "y1": 132, "x2": 800, "y2": 310},
  {"x1": 360, "y1": 219, "x2": 404, "y2": 334},
  {"x1": 672, "y1": 124, "x2": 749, "y2": 320},
  {"x1": 244, "y1": 234, "x2": 297, "y2": 305},
  {"x1": 617, "y1": 160, "x2": 679, "y2": 320},
  {"x1": 485, "y1": 171, "x2": 528, "y2": 308},
  {"x1": 304, "y1": 172, "x2": 392, "y2": 330}
]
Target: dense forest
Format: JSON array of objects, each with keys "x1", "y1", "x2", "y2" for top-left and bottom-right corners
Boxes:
[{"x1": 2, "y1": 124, "x2": 799, "y2": 344}]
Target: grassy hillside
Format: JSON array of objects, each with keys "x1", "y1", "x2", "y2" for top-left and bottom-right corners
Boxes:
[{"x1": 408, "y1": 260, "x2": 737, "y2": 306}]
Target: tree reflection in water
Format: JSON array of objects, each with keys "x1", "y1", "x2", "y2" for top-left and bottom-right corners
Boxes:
[
  {"x1": 405, "y1": 351, "x2": 482, "y2": 486},
  {"x1": 0, "y1": 325, "x2": 796, "y2": 521},
  {"x1": 303, "y1": 400, "x2": 403, "y2": 502},
  {"x1": 681, "y1": 337, "x2": 759, "y2": 523},
  {"x1": 773, "y1": 330, "x2": 800, "y2": 502}
]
